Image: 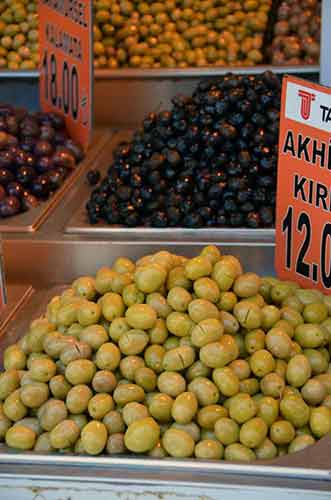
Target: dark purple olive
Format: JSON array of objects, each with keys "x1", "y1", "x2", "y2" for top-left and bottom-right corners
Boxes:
[
  {"x1": 64, "y1": 139, "x2": 84, "y2": 161},
  {"x1": 21, "y1": 137, "x2": 37, "y2": 153},
  {"x1": 36, "y1": 156, "x2": 54, "y2": 174},
  {"x1": 48, "y1": 169, "x2": 65, "y2": 189},
  {"x1": 0, "y1": 196, "x2": 20, "y2": 217},
  {"x1": 16, "y1": 166, "x2": 36, "y2": 185},
  {"x1": 6, "y1": 181, "x2": 24, "y2": 198},
  {"x1": 20, "y1": 118, "x2": 40, "y2": 137},
  {"x1": 15, "y1": 150, "x2": 28, "y2": 166},
  {"x1": 6, "y1": 134, "x2": 18, "y2": 147},
  {"x1": 87, "y1": 169, "x2": 100, "y2": 186},
  {"x1": 53, "y1": 149, "x2": 76, "y2": 169},
  {"x1": 21, "y1": 192, "x2": 39, "y2": 210},
  {"x1": 0, "y1": 185, "x2": 5, "y2": 201},
  {"x1": 40, "y1": 124, "x2": 56, "y2": 142},
  {"x1": 0, "y1": 151, "x2": 13, "y2": 169},
  {"x1": 30, "y1": 174, "x2": 50, "y2": 198},
  {"x1": 50, "y1": 113, "x2": 65, "y2": 130},
  {"x1": 34, "y1": 140, "x2": 53, "y2": 157},
  {"x1": 0, "y1": 168, "x2": 14, "y2": 185},
  {"x1": 54, "y1": 130, "x2": 68, "y2": 145},
  {"x1": 6, "y1": 115, "x2": 19, "y2": 135}
]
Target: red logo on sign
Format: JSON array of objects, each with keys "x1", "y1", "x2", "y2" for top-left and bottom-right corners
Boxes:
[{"x1": 298, "y1": 90, "x2": 316, "y2": 120}]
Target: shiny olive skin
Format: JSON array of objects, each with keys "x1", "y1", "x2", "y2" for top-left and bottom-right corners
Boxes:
[{"x1": 125, "y1": 417, "x2": 160, "y2": 452}]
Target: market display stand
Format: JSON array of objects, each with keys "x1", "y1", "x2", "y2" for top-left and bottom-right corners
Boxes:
[{"x1": 0, "y1": 8, "x2": 330, "y2": 497}]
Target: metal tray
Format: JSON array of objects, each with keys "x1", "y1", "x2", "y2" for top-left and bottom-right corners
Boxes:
[
  {"x1": 0, "y1": 130, "x2": 109, "y2": 233},
  {"x1": 0, "y1": 283, "x2": 34, "y2": 335},
  {"x1": 65, "y1": 129, "x2": 275, "y2": 243},
  {"x1": 0, "y1": 252, "x2": 330, "y2": 488}
]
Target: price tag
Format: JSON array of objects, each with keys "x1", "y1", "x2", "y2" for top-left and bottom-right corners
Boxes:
[
  {"x1": 39, "y1": 0, "x2": 93, "y2": 149},
  {"x1": 275, "y1": 75, "x2": 331, "y2": 292}
]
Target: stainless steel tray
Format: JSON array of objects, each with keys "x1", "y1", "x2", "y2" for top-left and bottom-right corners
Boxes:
[
  {"x1": 0, "y1": 130, "x2": 109, "y2": 233},
  {"x1": 0, "y1": 277, "x2": 330, "y2": 487},
  {"x1": 0, "y1": 283, "x2": 34, "y2": 334},
  {"x1": 65, "y1": 130, "x2": 276, "y2": 243}
]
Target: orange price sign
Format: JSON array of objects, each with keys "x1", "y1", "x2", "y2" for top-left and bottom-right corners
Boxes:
[
  {"x1": 275, "y1": 75, "x2": 331, "y2": 292},
  {"x1": 38, "y1": 0, "x2": 93, "y2": 150}
]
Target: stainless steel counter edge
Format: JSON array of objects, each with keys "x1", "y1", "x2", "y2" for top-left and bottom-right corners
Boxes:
[{"x1": 0, "y1": 65, "x2": 319, "y2": 80}]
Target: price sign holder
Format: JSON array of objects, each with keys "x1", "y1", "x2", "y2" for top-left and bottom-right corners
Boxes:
[
  {"x1": 39, "y1": 0, "x2": 93, "y2": 149},
  {"x1": 275, "y1": 75, "x2": 331, "y2": 292}
]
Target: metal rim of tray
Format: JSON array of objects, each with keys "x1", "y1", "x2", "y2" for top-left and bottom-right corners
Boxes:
[{"x1": 0, "y1": 65, "x2": 320, "y2": 80}]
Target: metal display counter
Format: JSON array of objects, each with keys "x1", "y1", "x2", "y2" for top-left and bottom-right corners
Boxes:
[{"x1": 0, "y1": 56, "x2": 328, "y2": 499}]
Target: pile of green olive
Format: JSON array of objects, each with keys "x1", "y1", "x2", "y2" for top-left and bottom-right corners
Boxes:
[
  {"x1": 94, "y1": 0, "x2": 272, "y2": 69},
  {"x1": 1, "y1": 246, "x2": 331, "y2": 461},
  {"x1": 0, "y1": 0, "x2": 38, "y2": 70}
]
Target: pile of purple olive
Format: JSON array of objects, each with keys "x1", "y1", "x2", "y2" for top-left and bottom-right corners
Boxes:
[
  {"x1": 86, "y1": 71, "x2": 280, "y2": 229},
  {"x1": 0, "y1": 106, "x2": 84, "y2": 218}
]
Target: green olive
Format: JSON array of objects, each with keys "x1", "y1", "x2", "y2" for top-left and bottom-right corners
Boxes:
[
  {"x1": 113, "y1": 383, "x2": 145, "y2": 406},
  {"x1": 134, "y1": 264, "x2": 167, "y2": 293},
  {"x1": 260, "y1": 372, "x2": 285, "y2": 398},
  {"x1": 0, "y1": 369, "x2": 20, "y2": 400},
  {"x1": 103, "y1": 410, "x2": 125, "y2": 434},
  {"x1": 185, "y1": 256, "x2": 212, "y2": 280},
  {"x1": 229, "y1": 360, "x2": 251, "y2": 380},
  {"x1": 195, "y1": 439, "x2": 224, "y2": 459},
  {"x1": 66, "y1": 385, "x2": 93, "y2": 414},
  {"x1": 295, "y1": 324, "x2": 325, "y2": 349},
  {"x1": 146, "y1": 293, "x2": 173, "y2": 319},
  {"x1": 270, "y1": 420, "x2": 295, "y2": 445},
  {"x1": 39, "y1": 399, "x2": 68, "y2": 430},
  {"x1": 119, "y1": 329, "x2": 149, "y2": 355},
  {"x1": 255, "y1": 437, "x2": 278, "y2": 460},
  {"x1": 188, "y1": 377, "x2": 219, "y2": 406},
  {"x1": 3, "y1": 389, "x2": 27, "y2": 421},
  {"x1": 6, "y1": 425, "x2": 36, "y2": 450},
  {"x1": 80, "y1": 325, "x2": 109, "y2": 350},
  {"x1": 224, "y1": 443, "x2": 256, "y2": 462},
  {"x1": 125, "y1": 417, "x2": 160, "y2": 452},
  {"x1": 288, "y1": 434, "x2": 315, "y2": 454},
  {"x1": 303, "y1": 303, "x2": 328, "y2": 324},
  {"x1": 30, "y1": 358, "x2": 56, "y2": 383},
  {"x1": 167, "y1": 287, "x2": 192, "y2": 311},
  {"x1": 162, "y1": 428, "x2": 194, "y2": 457},
  {"x1": 148, "y1": 393, "x2": 173, "y2": 423},
  {"x1": 301, "y1": 378, "x2": 326, "y2": 405},
  {"x1": 280, "y1": 395, "x2": 310, "y2": 428},
  {"x1": 126, "y1": 303, "x2": 157, "y2": 330},
  {"x1": 200, "y1": 335, "x2": 239, "y2": 368},
  {"x1": 73, "y1": 276, "x2": 96, "y2": 300},
  {"x1": 167, "y1": 266, "x2": 191, "y2": 291},
  {"x1": 122, "y1": 402, "x2": 149, "y2": 426},
  {"x1": 34, "y1": 432, "x2": 54, "y2": 452},
  {"x1": 171, "y1": 391, "x2": 198, "y2": 424},
  {"x1": 239, "y1": 416, "x2": 267, "y2": 448},
  {"x1": 149, "y1": 318, "x2": 168, "y2": 344},
  {"x1": 212, "y1": 367, "x2": 239, "y2": 397},
  {"x1": 245, "y1": 329, "x2": 265, "y2": 354},
  {"x1": 188, "y1": 298, "x2": 219, "y2": 323},
  {"x1": 250, "y1": 349, "x2": 275, "y2": 377},
  {"x1": 229, "y1": 393, "x2": 257, "y2": 424},
  {"x1": 88, "y1": 393, "x2": 114, "y2": 420},
  {"x1": 20, "y1": 382, "x2": 49, "y2": 409},
  {"x1": 157, "y1": 371, "x2": 186, "y2": 397},
  {"x1": 3, "y1": 345, "x2": 26, "y2": 370},
  {"x1": 193, "y1": 277, "x2": 220, "y2": 303},
  {"x1": 81, "y1": 420, "x2": 108, "y2": 455},
  {"x1": 106, "y1": 432, "x2": 126, "y2": 454},
  {"x1": 234, "y1": 301, "x2": 262, "y2": 329},
  {"x1": 50, "y1": 419, "x2": 80, "y2": 449},
  {"x1": 214, "y1": 417, "x2": 239, "y2": 445},
  {"x1": 233, "y1": 273, "x2": 261, "y2": 298},
  {"x1": 218, "y1": 292, "x2": 238, "y2": 312},
  {"x1": 309, "y1": 406, "x2": 331, "y2": 437},
  {"x1": 186, "y1": 360, "x2": 211, "y2": 382},
  {"x1": 166, "y1": 312, "x2": 194, "y2": 337},
  {"x1": 191, "y1": 318, "x2": 223, "y2": 347},
  {"x1": 265, "y1": 328, "x2": 292, "y2": 359},
  {"x1": 286, "y1": 354, "x2": 311, "y2": 387},
  {"x1": 65, "y1": 359, "x2": 96, "y2": 385},
  {"x1": 261, "y1": 305, "x2": 281, "y2": 330},
  {"x1": 163, "y1": 345, "x2": 195, "y2": 371}
]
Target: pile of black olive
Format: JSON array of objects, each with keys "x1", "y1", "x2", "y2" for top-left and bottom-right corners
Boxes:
[
  {"x1": 0, "y1": 106, "x2": 84, "y2": 218},
  {"x1": 87, "y1": 71, "x2": 280, "y2": 229}
]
